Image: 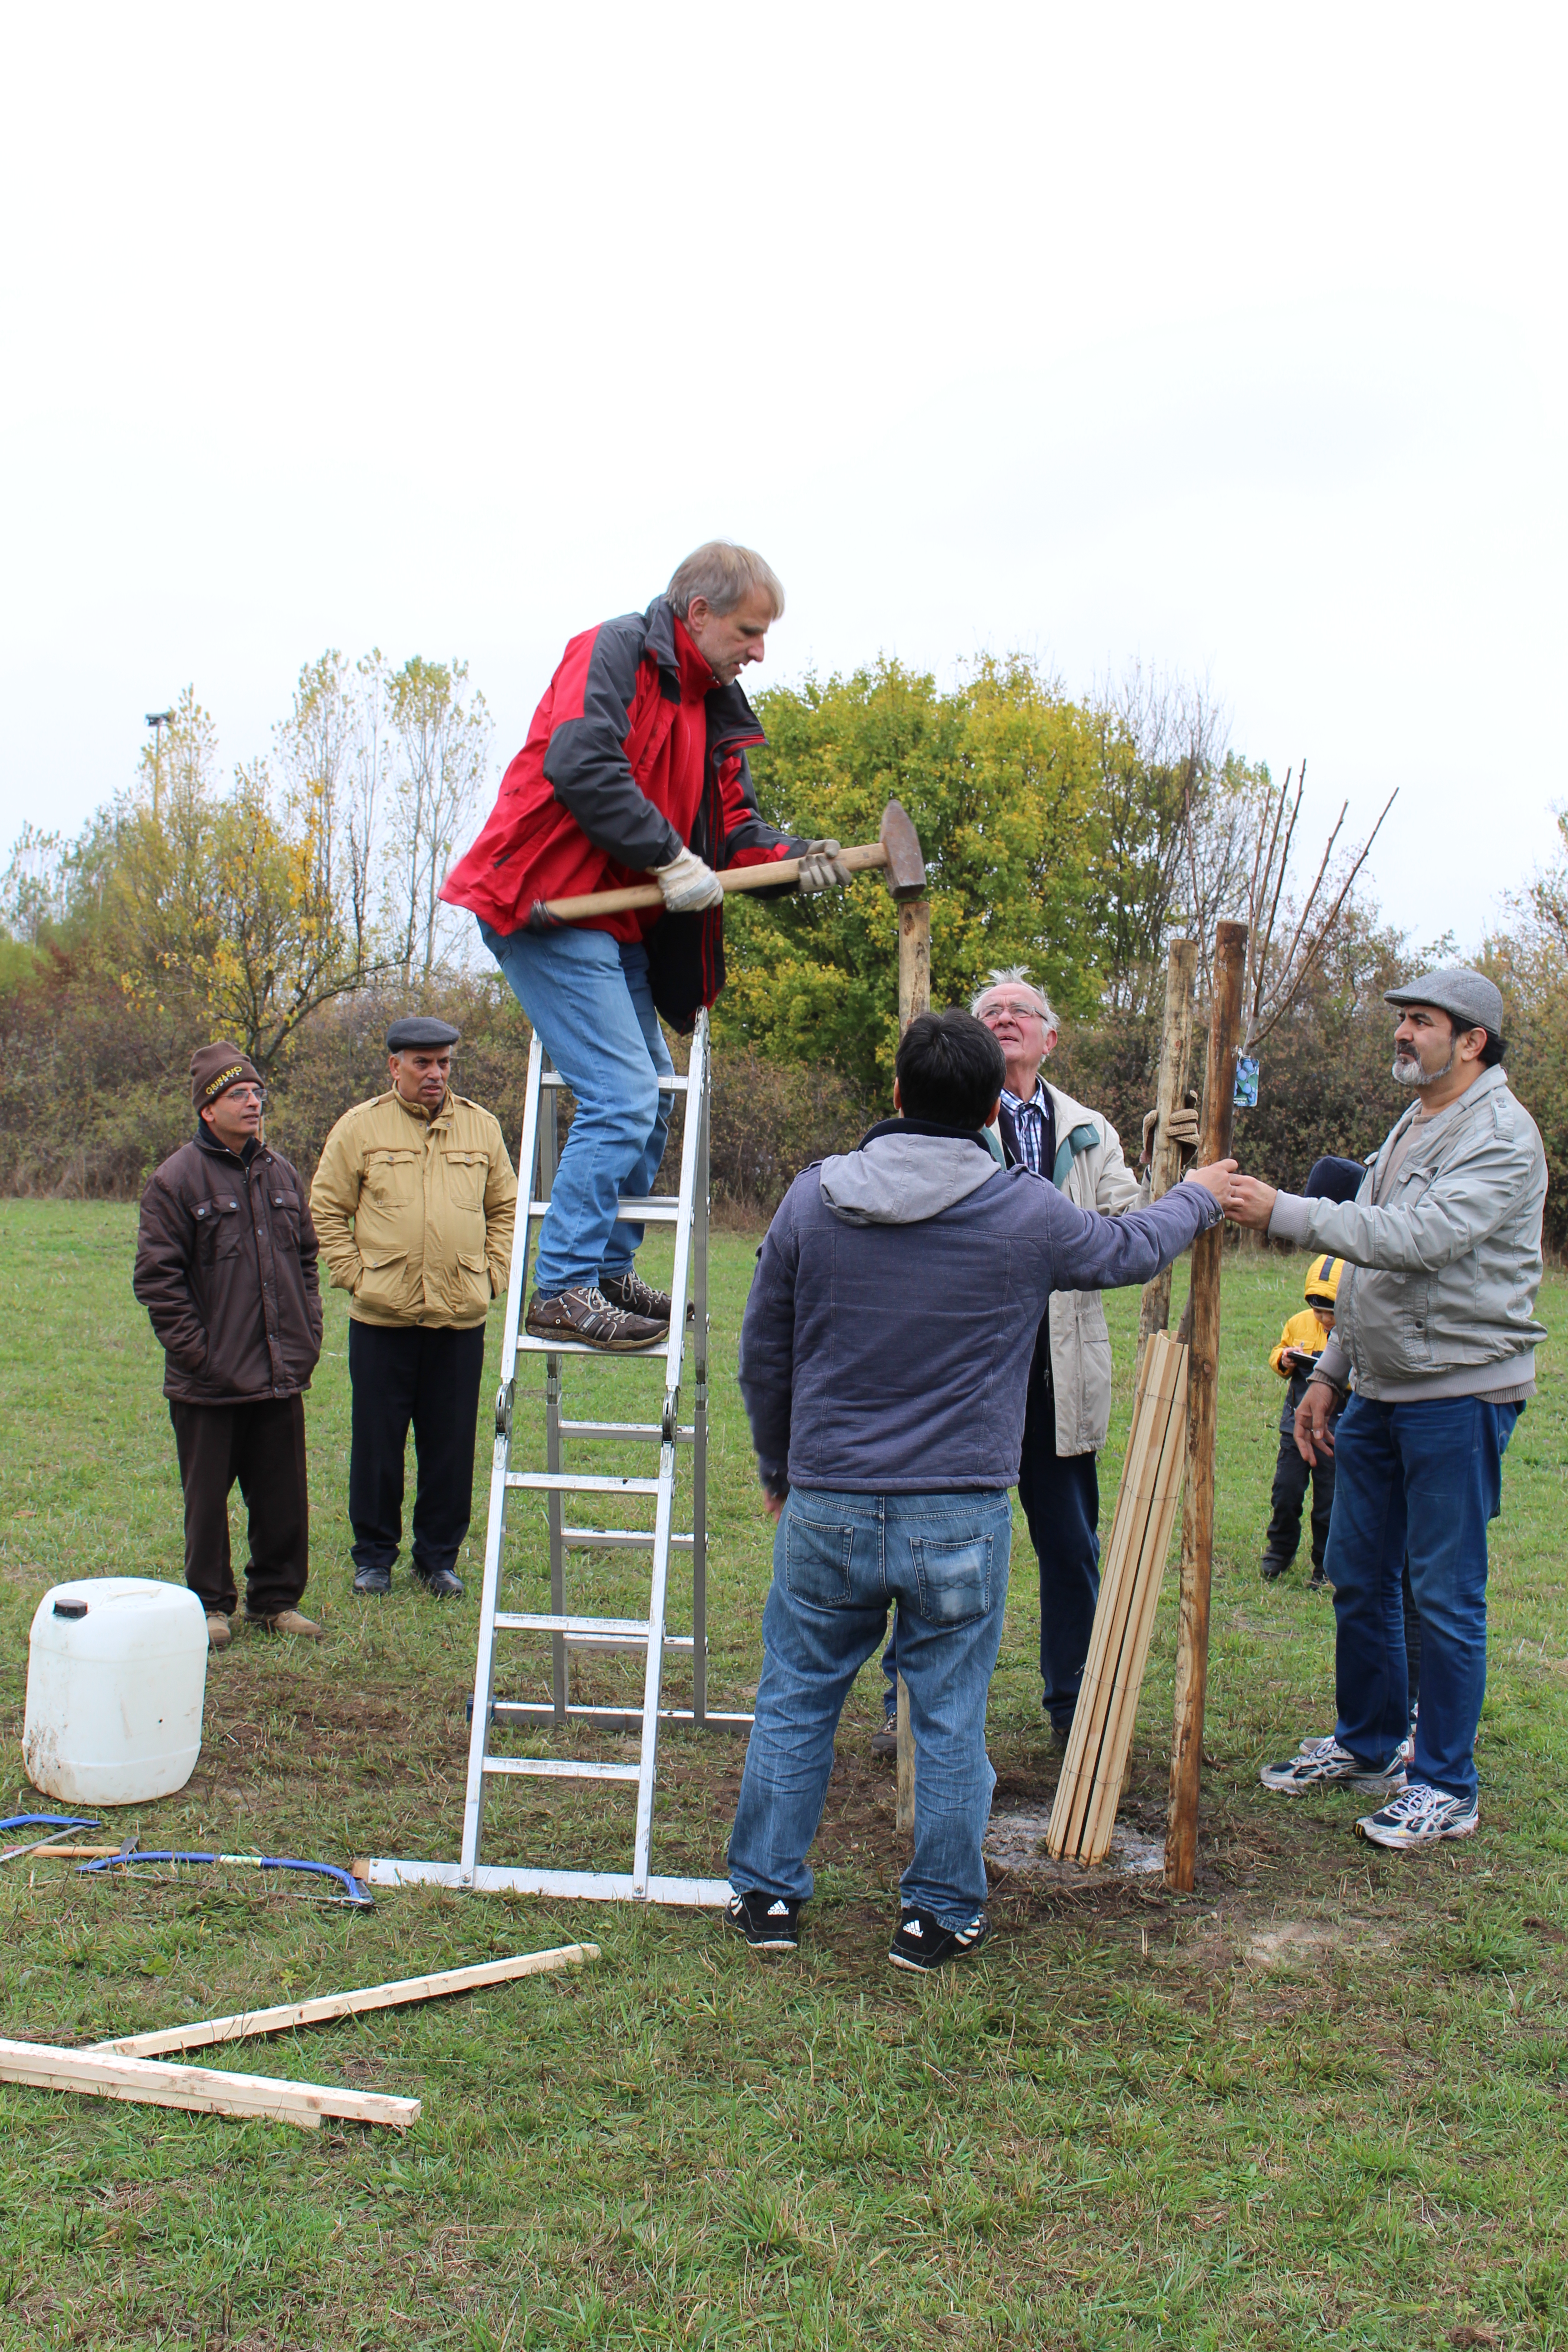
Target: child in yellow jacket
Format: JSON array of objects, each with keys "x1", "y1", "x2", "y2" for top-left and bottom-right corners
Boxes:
[{"x1": 1261, "y1": 1255, "x2": 1343, "y2": 1587}]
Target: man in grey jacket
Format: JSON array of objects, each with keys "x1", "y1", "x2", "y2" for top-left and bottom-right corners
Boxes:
[
  {"x1": 726, "y1": 1009, "x2": 1235, "y2": 1970},
  {"x1": 1229, "y1": 968, "x2": 1546, "y2": 1850}
]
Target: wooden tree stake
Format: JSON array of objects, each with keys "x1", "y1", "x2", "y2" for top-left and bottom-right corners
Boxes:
[
  {"x1": 894, "y1": 895, "x2": 931, "y2": 1833},
  {"x1": 1164, "y1": 918, "x2": 1248, "y2": 1892},
  {"x1": 1136, "y1": 938, "x2": 1200, "y2": 1382}
]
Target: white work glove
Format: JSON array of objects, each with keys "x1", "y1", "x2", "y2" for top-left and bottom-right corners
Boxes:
[
  {"x1": 1141, "y1": 1092, "x2": 1201, "y2": 1166},
  {"x1": 653, "y1": 846, "x2": 725, "y2": 913},
  {"x1": 796, "y1": 838, "x2": 852, "y2": 893}
]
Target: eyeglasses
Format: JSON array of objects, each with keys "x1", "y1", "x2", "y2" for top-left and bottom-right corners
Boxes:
[
  {"x1": 225, "y1": 1087, "x2": 266, "y2": 1107},
  {"x1": 977, "y1": 999, "x2": 1044, "y2": 1024}
]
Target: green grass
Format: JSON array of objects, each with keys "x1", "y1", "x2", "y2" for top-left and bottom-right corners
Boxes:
[{"x1": 2, "y1": 1202, "x2": 1568, "y2": 2349}]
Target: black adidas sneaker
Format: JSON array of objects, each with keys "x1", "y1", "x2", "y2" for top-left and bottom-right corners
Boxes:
[
  {"x1": 723, "y1": 1890, "x2": 800, "y2": 1952},
  {"x1": 888, "y1": 1907, "x2": 991, "y2": 1972}
]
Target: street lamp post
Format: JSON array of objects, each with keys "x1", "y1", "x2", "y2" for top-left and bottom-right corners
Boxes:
[{"x1": 145, "y1": 709, "x2": 175, "y2": 822}]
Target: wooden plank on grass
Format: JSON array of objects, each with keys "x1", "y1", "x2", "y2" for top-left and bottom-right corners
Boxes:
[
  {"x1": 93, "y1": 1942, "x2": 600, "y2": 2060},
  {"x1": 0, "y1": 2038, "x2": 419, "y2": 2132}
]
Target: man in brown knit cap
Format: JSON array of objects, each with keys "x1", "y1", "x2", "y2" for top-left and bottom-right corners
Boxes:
[{"x1": 133, "y1": 1043, "x2": 324, "y2": 1649}]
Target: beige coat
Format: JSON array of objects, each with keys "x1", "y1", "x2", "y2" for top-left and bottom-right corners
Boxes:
[
  {"x1": 1040, "y1": 1079, "x2": 1147, "y2": 1456},
  {"x1": 309, "y1": 1088, "x2": 517, "y2": 1330}
]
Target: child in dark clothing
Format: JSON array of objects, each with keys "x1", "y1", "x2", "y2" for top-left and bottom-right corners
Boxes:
[{"x1": 1261, "y1": 1254, "x2": 1343, "y2": 1586}]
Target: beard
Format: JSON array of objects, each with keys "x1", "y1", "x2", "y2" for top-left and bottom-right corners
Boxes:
[{"x1": 1392, "y1": 1045, "x2": 1453, "y2": 1089}]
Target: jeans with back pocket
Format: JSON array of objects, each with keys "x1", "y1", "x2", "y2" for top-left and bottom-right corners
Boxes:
[{"x1": 727, "y1": 1486, "x2": 1013, "y2": 1926}]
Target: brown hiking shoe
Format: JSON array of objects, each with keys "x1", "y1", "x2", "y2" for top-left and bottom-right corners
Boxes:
[
  {"x1": 597, "y1": 1268, "x2": 672, "y2": 1326},
  {"x1": 206, "y1": 1612, "x2": 233, "y2": 1653},
  {"x1": 244, "y1": 1607, "x2": 324, "y2": 1639},
  {"x1": 526, "y1": 1284, "x2": 666, "y2": 1351}
]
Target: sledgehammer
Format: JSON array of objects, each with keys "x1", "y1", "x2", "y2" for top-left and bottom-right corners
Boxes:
[{"x1": 530, "y1": 797, "x2": 926, "y2": 924}]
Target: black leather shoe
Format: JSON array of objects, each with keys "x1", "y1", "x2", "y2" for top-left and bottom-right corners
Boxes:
[
  {"x1": 353, "y1": 1563, "x2": 392, "y2": 1596},
  {"x1": 417, "y1": 1565, "x2": 465, "y2": 1600}
]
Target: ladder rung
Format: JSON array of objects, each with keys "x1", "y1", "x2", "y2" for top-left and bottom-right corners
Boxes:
[
  {"x1": 541, "y1": 1072, "x2": 688, "y2": 1093},
  {"x1": 494, "y1": 1611, "x2": 653, "y2": 1638},
  {"x1": 489, "y1": 1702, "x2": 753, "y2": 1736},
  {"x1": 525, "y1": 1198, "x2": 682, "y2": 1223},
  {"x1": 483, "y1": 1756, "x2": 642, "y2": 1783},
  {"x1": 559, "y1": 1419, "x2": 691, "y2": 1444},
  {"x1": 514, "y1": 1335, "x2": 668, "y2": 1358},
  {"x1": 559, "y1": 1633, "x2": 696, "y2": 1654},
  {"x1": 562, "y1": 1526, "x2": 693, "y2": 1551},
  {"x1": 504, "y1": 1472, "x2": 662, "y2": 1495}
]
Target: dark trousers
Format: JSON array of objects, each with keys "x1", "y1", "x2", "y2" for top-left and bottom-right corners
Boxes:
[
  {"x1": 169, "y1": 1395, "x2": 309, "y2": 1618},
  {"x1": 348, "y1": 1321, "x2": 486, "y2": 1580},
  {"x1": 1018, "y1": 1345, "x2": 1102, "y2": 1733},
  {"x1": 1264, "y1": 1428, "x2": 1336, "y2": 1569}
]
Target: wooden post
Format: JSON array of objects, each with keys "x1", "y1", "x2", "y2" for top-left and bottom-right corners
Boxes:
[
  {"x1": 1164, "y1": 918, "x2": 1248, "y2": 1892},
  {"x1": 1135, "y1": 938, "x2": 1200, "y2": 1383},
  {"x1": 894, "y1": 896, "x2": 931, "y2": 1833}
]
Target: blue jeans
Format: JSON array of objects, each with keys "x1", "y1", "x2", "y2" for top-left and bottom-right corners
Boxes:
[
  {"x1": 480, "y1": 921, "x2": 674, "y2": 1296},
  {"x1": 880, "y1": 1341, "x2": 1100, "y2": 1734},
  {"x1": 1325, "y1": 1392, "x2": 1521, "y2": 1804},
  {"x1": 729, "y1": 1487, "x2": 1013, "y2": 1926}
]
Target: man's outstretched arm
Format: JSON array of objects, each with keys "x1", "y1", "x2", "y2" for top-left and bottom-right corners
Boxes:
[{"x1": 1044, "y1": 1160, "x2": 1237, "y2": 1292}]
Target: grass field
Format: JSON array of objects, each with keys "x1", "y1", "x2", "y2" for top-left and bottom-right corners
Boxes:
[{"x1": 2, "y1": 1200, "x2": 1568, "y2": 2350}]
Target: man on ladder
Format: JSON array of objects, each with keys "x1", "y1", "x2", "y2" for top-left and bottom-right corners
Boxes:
[{"x1": 441, "y1": 541, "x2": 848, "y2": 1352}]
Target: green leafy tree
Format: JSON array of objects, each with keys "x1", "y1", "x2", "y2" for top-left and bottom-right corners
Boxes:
[{"x1": 720, "y1": 657, "x2": 1102, "y2": 1096}]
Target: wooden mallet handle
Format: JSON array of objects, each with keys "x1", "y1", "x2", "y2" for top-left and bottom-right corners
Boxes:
[{"x1": 536, "y1": 839, "x2": 891, "y2": 925}]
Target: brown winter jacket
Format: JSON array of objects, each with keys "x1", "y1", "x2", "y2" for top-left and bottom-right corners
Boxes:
[{"x1": 132, "y1": 1129, "x2": 323, "y2": 1405}]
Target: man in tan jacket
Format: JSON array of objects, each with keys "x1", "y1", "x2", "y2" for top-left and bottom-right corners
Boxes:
[{"x1": 310, "y1": 1016, "x2": 517, "y2": 1599}]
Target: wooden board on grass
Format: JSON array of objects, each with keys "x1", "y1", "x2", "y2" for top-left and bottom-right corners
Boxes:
[
  {"x1": 94, "y1": 1942, "x2": 600, "y2": 2060},
  {"x1": 0, "y1": 2038, "x2": 419, "y2": 2132}
]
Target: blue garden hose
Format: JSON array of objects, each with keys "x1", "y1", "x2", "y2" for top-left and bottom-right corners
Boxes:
[
  {"x1": 76, "y1": 1851, "x2": 374, "y2": 1908},
  {"x1": 0, "y1": 1813, "x2": 100, "y2": 1862},
  {"x1": 0, "y1": 1814, "x2": 99, "y2": 1837}
]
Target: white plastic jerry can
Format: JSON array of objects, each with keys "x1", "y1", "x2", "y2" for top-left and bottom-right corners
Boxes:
[{"x1": 23, "y1": 1577, "x2": 209, "y2": 1805}]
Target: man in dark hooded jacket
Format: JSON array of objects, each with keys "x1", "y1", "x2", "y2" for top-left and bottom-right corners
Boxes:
[{"x1": 725, "y1": 1009, "x2": 1237, "y2": 1972}]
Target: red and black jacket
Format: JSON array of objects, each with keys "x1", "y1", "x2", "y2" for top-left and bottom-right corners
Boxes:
[{"x1": 441, "y1": 596, "x2": 804, "y2": 1028}]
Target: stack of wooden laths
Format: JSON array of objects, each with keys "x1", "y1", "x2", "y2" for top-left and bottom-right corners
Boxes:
[{"x1": 1046, "y1": 1330, "x2": 1191, "y2": 1867}]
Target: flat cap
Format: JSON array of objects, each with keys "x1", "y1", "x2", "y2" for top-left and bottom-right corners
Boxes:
[
  {"x1": 1383, "y1": 965, "x2": 1503, "y2": 1038},
  {"x1": 386, "y1": 1015, "x2": 461, "y2": 1052}
]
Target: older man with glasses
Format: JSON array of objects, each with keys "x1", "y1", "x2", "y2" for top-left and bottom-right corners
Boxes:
[
  {"x1": 133, "y1": 1043, "x2": 324, "y2": 1650},
  {"x1": 875, "y1": 969, "x2": 1196, "y2": 1753}
]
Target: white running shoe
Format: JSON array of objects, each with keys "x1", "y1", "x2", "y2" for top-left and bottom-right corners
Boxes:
[
  {"x1": 1259, "y1": 1735, "x2": 1407, "y2": 1796},
  {"x1": 1356, "y1": 1782, "x2": 1478, "y2": 1848}
]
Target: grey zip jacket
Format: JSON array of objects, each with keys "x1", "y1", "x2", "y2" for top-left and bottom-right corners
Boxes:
[
  {"x1": 1266, "y1": 1065, "x2": 1547, "y2": 1400},
  {"x1": 739, "y1": 1123, "x2": 1220, "y2": 1495}
]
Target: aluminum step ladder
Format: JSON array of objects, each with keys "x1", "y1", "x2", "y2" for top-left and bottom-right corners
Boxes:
[{"x1": 363, "y1": 1008, "x2": 747, "y2": 1906}]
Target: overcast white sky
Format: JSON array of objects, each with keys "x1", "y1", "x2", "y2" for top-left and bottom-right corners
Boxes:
[{"x1": 2, "y1": 2, "x2": 1563, "y2": 949}]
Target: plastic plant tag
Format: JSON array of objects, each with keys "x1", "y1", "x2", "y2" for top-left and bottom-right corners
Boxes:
[{"x1": 1233, "y1": 1056, "x2": 1259, "y2": 1109}]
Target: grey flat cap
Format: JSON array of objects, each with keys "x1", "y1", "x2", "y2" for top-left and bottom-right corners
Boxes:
[
  {"x1": 1383, "y1": 965, "x2": 1503, "y2": 1037},
  {"x1": 386, "y1": 1015, "x2": 461, "y2": 1051}
]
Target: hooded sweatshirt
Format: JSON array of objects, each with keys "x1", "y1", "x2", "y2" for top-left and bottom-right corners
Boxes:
[{"x1": 738, "y1": 1120, "x2": 1220, "y2": 1496}]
